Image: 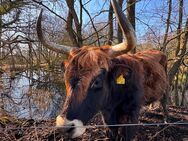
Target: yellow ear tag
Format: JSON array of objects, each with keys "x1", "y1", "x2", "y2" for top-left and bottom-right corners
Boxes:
[{"x1": 116, "y1": 74, "x2": 125, "y2": 84}]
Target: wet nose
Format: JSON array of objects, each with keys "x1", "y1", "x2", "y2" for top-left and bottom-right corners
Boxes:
[
  {"x1": 64, "y1": 123, "x2": 75, "y2": 135},
  {"x1": 56, "y1": 116, "x2": 86, "y2": 138},
  {"x1": 57, "y1": 123, "x2": 76, "y2": 138}
]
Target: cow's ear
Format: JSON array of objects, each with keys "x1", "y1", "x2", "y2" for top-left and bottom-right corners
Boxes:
[{"x1": 110, "y1": 64, "x2": 132, "y2": 85}]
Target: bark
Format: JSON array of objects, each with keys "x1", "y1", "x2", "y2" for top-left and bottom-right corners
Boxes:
[
  {"x1": 79, "y1": 0, "x2": 83, "y2": 46},
  {"x1": 65, "y1": 0, "x2": 82, "y2": 47},
  {"x1": 174, "y1": 73, "x2": 179, "y2": 106},
  {"x1": 168, "y1": 18, "x2": 188, "y2": 85},
  {"x1": 117, "y1": 0, "x2": 123, "y2": 43},
  {"x1": 66, "y1": 0, "x2": 78, "y2": 47},
  {"x1": 175, "y1": 0, "x2": 183, "y2": 56},
  {"x1": 107, "y1": 3, "x2": 113, "y2": 45},
  {"x1": 127, "y1": 0, "x2": 136, "y2": 30},
  {"x1": 181, "y1": 72, "x2": 188, "y2": 106},
  {"x1": 126, "y1": 0, "x2": 136, "y2": 53},
  {"x1": 180, "y1": 18, "x2": 188, "y2": 56},
  {"x1": 161, "y1": 0, "x2": 172, "y2": 53},
  {"x1": 0, "y1": 14, "x2": 2, "y2": 58}
]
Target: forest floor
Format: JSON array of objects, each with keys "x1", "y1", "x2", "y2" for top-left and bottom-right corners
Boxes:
[{"x1": 0, "y1": 105, "x2": 188, "y2": 141}]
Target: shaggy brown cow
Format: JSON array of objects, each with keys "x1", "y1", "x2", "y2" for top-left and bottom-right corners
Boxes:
[{"x1": 36, "y1": 0, "x2": 168, "y2": 140}]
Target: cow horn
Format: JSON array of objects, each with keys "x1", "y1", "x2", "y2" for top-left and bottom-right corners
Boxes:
[
  {"x1": 110, "y1": 0, "x2": 136, "y2": 56},
  {"x1": 36, "y1": 9, "x2": 76, "y2": 54}
]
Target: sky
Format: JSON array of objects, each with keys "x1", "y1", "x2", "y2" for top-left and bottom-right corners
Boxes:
[
  {"x1": 3, "y1": 0, "x2": 188, "y2": 45},
  {"x1": 70, "y1": 0, "x2": 188, "y2": 43}
]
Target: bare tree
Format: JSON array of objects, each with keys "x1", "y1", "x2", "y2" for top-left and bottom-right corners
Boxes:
[
  {"x1": 127, "y1": 0, "x2": 136, "y2": 53},
  {"x1": 117, "y1": 0, "x2": 123, "y2": 43},
  {"x1": 65, "y1": 0, "x2": 82, "y2": 47},
  {"x1": 107, "y1": 3, "x2": 113, "y2": 45},
  {"x1": 161, "y1": 0, "x2": 172, "y2": 53}
]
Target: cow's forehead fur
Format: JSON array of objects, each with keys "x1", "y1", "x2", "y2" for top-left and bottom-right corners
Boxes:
[{"x1": 64, "y1": 47, "x2": 110, "y2": 102}]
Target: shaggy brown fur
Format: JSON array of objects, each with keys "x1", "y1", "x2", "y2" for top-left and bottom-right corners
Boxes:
[
  {"x1": 63, "y1": 46, "x2": 168, "y2": 107},
  {"x1": 60, "y1": 46, "x2": 168, "y2": 141},
  {"x1": 115, "y1": 50, "x2": 168, "y2": 105},
  {"x1": 64, "y1": 46, "x2": 110, "y2": 103}
]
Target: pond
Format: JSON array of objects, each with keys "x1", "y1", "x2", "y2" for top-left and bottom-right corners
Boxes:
[{"x1": 0, "y1": 69, "x2": 65, "y2": 120}]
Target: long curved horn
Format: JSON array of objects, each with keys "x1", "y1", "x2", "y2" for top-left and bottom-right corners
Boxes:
[
  {"x1": 110, "y1": 0, "x2": 136, "y2": 56},
  {"x1": 36, "y1": 9, "x2": 76, "y2": 54}
]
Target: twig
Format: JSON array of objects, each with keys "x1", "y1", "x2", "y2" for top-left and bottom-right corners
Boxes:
[{"x1": 34, "y1": 122, "x2": 39, "y2": 141}]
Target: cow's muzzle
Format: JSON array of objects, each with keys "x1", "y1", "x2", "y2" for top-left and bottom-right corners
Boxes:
[{"x1": 56, "y1": 115, "x2": 86, "y2": 138}]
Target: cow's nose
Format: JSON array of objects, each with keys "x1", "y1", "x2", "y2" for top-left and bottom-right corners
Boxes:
[
  {"x1": 64, "y1": 123, "x2": 75, "y2": 135},
  {"x1": 57, "y1": 123, "x2": 76, "y2": 138},
  {"x1": 56, "y1": 116, "x2": 86, "y2": 138}
]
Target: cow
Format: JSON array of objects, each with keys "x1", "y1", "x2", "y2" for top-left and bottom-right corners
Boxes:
[{"x1": 36, "y1": 0, "x2": 168, "y2": 140}]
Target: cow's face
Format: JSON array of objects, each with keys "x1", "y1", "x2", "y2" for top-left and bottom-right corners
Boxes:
[
  {"x1": 56, "y1": 47, "x2": 111, "y2": 138},
  {"x1": 56, "y1": 47, "x2": 134, "y2": 138}
]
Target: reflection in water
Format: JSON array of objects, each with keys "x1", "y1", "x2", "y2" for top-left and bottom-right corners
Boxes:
[{"x1": 0, "y1": 69, "x2": 65, "y2": 120}]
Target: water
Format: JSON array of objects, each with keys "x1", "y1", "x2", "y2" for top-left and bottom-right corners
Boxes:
[{"x1": 0, "y1": 69, "x2": 65, "y2": 120}]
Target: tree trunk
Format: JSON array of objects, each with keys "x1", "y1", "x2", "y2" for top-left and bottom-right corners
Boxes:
[
  {"x1": 66, "y1": 0, "x2": 82, "y2": 47},
  {"x1": 66, "y1": 0, "x2": 79, "y2": 47},
  {"x1": 117, "y1": 0, "x2": 123, "y2": 43},
  {"x1": 127, "y1": 0, "x2": 136, "y2": 53},
  {"x1": 0, "y1": 14, "x2": 2, "y2": 59},
  {"x1": 180, "y1": 72, "x2": 188, "y2": 106},
  {"x1": 108, "y1": 3, "x2": 113, "y2": 45},
  {"x1": 161, "y1": 0, "x2": 172, "y2": 53},
  {"x1": 175, "y1": 0, "x2": 183, "y2": 56},
  {"x1": 168, "y1": 18, "x2": 188, "y2": 85},
  {"x1": 174, "y1": 73, "x2": 179, "y2": 106}
]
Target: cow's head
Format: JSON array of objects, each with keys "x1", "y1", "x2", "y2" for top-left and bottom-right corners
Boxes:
[{"x1": 36, "y1": 0, "x2": 136, "y2": 138}]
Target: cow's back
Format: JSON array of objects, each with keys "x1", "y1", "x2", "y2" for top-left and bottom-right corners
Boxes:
[
  {"x1": 115, "y1": 50, "x2": 168, "y2": 105},
  {"x1": 135, "y1": 50, "x2": 167, "y2": 70}
]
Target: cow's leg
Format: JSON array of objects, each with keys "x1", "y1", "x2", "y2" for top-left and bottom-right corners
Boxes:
[
  {"x1": 101, "y1": 111, "x2": 120, "y2": 141},
  {"x1": 106, "y1": 127, "x2": 119, "y2": 141},
  {"x1": 119, "y1": 113, "x2": 139, "y2": 141},
  {"x1": 160, "y1": 92, "x2": 168, "y2": 122}
]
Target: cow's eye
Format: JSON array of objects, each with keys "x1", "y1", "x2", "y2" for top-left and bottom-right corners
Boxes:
[
  {"x1": 91, "y1": 77, "x2": 103, "y2": 89},
  {"x1": 70, "y1": 77, "x2": 79, "y2": 89}
]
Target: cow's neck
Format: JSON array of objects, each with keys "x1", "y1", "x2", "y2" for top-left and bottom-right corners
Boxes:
[{"x1": 100, "y1": 90, "x2": 124, "y2": 123}]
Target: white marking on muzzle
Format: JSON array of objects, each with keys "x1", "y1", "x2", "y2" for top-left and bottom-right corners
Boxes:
[
  {"x1": 56, "y1": 115, "x2": 86, "y2": 138},
  {"x1": 70, "y1": 119, "x2": 86, "y2": 138}
]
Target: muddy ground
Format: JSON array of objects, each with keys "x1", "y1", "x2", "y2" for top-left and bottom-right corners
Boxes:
[{"x1": 0, "y1": 105, "x2": 188, "y2": 141}]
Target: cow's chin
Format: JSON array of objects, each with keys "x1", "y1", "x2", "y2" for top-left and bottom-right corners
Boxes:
[
  {"x1": 70, "y1": 119, "x2": 86, "y2": 138},
  {"x1": 56, "y1": 115, "x2": 86, "y2": 138}
]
